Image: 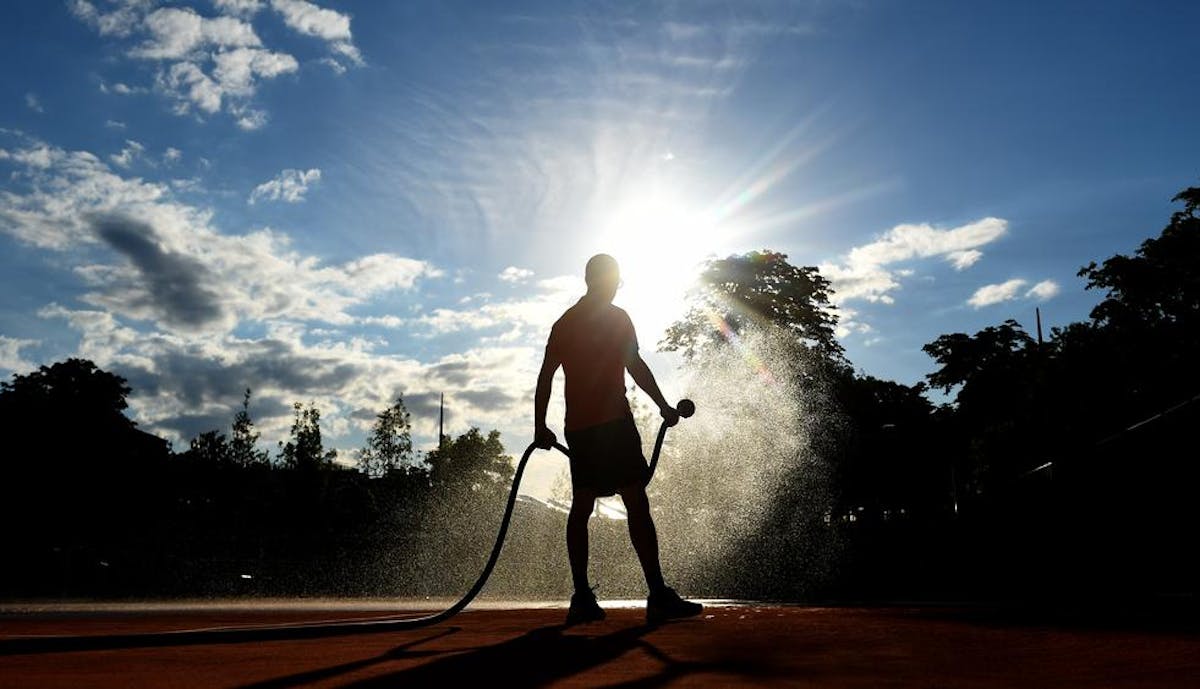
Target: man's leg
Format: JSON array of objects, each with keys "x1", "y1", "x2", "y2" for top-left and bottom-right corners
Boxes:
[
  {"x1": 565, "y1": 488, "x2": 606, "y2": 625},
  {"x1": 618, "y1": 482, "x2": 703, "y2": 623},
  {"x1": 567, "y1": 489, "x2": 598, "y2": 593},
  {"x1": 617, "y1": 483, "x2": 666, "y2": 593}
]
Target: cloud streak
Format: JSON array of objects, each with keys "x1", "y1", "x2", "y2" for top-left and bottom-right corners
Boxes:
[
  {"x1": 249, "y1": 168, "x2": 321, "y2": 204},
  {"x1": 967, "y1": 278, "x2": 1060, "y2": 309}
]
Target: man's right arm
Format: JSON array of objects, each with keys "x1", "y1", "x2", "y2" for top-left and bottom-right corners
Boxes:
[{"x1": 534, "y1": 346, "x2": 560, "y2": 449}]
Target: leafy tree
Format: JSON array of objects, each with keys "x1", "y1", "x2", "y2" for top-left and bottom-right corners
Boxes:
[
  {"x1": 278, "y1": 402, "x2": 337, "y2": 471},
  {"x1": 357, "y1": 397, "x2": 415, "y2": 478},
  {"x1": 426, "y1": 428, "x2": 513, "y2": 497},
  {"x1": 0, "y1": 358, "x2": 134, "y2": 432},
  {"x1": 922, "y1": 320, "x2": 1042, "y2": 493},
  {"x1": 1073, "y1": 185, "x2": 1200, "y2": 412},
  {"x1": 230, "y1": 388, "x2": 269, "y2": 467},
  {"x1": 923, "y1": 319, "x2": 1037, "y2": 404},
  {"x1": 661, "y1": 250, "x2": 844, "y2": 362},
  {"x1": 1079, "y1": 186, "x2": 1200, "y2": 333},
  {"x1": 186, "y1": 429, "x2": 233, "y2": 465}
]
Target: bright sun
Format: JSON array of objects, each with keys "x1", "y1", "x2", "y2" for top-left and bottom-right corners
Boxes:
[{"x1": 597, "y1": 193, "x2": 726, "y2": 339}]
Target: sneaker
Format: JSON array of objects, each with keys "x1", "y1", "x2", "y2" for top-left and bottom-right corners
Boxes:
[
  {"x1": 646, "y1": 586, "x2": 703, "y2": 624},
  {"x1": 565, "y1": 587, "x2": 606, "y2": 625}
]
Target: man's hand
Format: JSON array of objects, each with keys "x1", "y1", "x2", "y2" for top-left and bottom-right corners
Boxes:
[
  {"x1": 535, "y1": 425, "x2": 558, "y2": 450},
  {"x1": 659, "y1": 404, "x2": 680, "y2": 428}
]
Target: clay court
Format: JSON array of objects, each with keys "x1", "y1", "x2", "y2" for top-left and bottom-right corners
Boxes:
[{"x1": 3, "y1": 601, "x2": 1199, "y2": 687}]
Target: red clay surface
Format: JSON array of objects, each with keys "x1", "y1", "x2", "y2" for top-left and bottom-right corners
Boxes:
[{"x1": 2, "y1": 603, "x2": 1199, "y2": 688}]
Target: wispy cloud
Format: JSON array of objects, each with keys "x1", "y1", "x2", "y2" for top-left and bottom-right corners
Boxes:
[
  {"x1": 968, "y1": 278, "x2": 1027, "y2": 308},
  {"x1": 270, "y1": 0, "x2": 364, "y2": 69},
  {"x1": 1025, "y1": 279, "x2": 1060, "y2": 301},
  {"x1": 213, "y1": 0, "x2": 264, "y2": 17},
  {"x1": 24, "y1": 93, "x2": 44, "y2": 113},
  {"x1": 822, "y1": 217, "x2": 1008, "y2": 305},
  {"x1": 248, "y1": 168, "x2": 321, "y2": 204},
  {"x1": 108, "y1": 139, "x2": 145, "y2": 168},
  {"x1": 498, "y1": 266, "x2": 533, "y2": 284},
  {"x1": 967, "y1": 277, "x2": 1062, "y2": 309},
  {"x1": 0, "y1": 335, "x2": 39, "y2": 373}
]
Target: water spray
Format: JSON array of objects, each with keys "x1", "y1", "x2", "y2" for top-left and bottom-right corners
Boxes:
[{"x1": 1, "y1": 401, "x2": 696, "y2": 654}]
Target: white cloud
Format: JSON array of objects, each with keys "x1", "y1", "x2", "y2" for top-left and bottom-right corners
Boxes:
[
  {"x1": 946, "y1": 249, "x2": 983, "y2": 270},
  {"x1": 105, "y1": 119, "x2": 127, "y2": 129},
  {"x1": 234, "y1": 108, "x2": 268, "y2": 130},
  {"x1": 109, "y1": 139, "x2": 145, "y2": 168},
  {"x1": 159, "y1": 61, "x2": 224, "y2": 113},
  {"x1": 36, "y1": 299, "x2": 541, "y2": 463},
  {"x1": 1026, "y1": 279, "x2": 1060, "y2": 301},
  {"x1": 270, "y1": 0, "x2": 350, "y2": 40},
  {"x1": 499, "y1": 266, "x2": 534, "y2": 283},
  {"x1": 212, "y1": 47, "x2": 299, "y2": 95},
  {"x1": 163, "y1": 147, "x2": 182, "y2": 164},
  {"x1": 72, "y1": 2, "x2": 331, "y2": 129},
  {"x1": 821, "y1": 217, "x2": 1007, "y2": 304},
  {"x1": 270, "y1": 0, "x2": 364, "y2": 68},
  {"x1": 133, "y1": 7, "x2": 262, "y2": 60},
  {"x1": 24, "y1": 93, "x2": 44, "y2": 113},
  {"x1": 414, "y1": 276, "x2": 580, "y2": 342},
  {"x1": 213, "y1": 0, "x2": 265, "y2": 16},
  {"x1": 106, "y1": 82, "x2": 143, "y2": 95},
  {"x1": 249, "y1": 168, "x2": 321, "y2": 204},
  {"x1": 0, "y1": 138, "x2": 437, "y2": 332},
  {"x1": 0, "y1": 335, "x2": 39, "y2": 373},
  {"x1": 968, "y1": 279, "x2": 1027, "y2": 308},
  {"x1": 68, "y1": 0, "x2": 145, "y2": 38}
]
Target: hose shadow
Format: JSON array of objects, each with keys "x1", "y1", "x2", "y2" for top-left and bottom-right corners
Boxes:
[{"x1": 234, "y1": 627, "x2": 459, "y2": 689}]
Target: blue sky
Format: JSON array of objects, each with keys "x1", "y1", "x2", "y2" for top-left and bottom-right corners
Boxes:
[{"x1": 1, "y1": 1, "x2": 1198, "y2": 494}]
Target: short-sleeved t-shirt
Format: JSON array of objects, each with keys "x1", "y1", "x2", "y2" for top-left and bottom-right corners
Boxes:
[{"x1": 546, "y1": 299, "x2": 638, "y2": 432}]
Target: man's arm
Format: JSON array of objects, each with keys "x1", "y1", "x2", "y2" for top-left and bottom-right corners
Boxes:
[
  {"x1": 534, "y1": 348, "x2": 560, "y2": 448},
  {"x1": 627, "y1": 353, "x2": 680, "y2": 426}
]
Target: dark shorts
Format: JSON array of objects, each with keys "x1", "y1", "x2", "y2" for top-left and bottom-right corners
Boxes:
[{"x1": 565, "y1": 415, "x2": 648, "y2": 497}]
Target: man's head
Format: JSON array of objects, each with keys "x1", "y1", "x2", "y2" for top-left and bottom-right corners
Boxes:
[{"x1": 584, "y1": 254, "x2": 620, "y2": 302}]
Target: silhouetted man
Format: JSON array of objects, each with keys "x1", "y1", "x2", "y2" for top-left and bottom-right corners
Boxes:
[{"x1": 535, "y1": 254, "x2": 703, "y2": 625}]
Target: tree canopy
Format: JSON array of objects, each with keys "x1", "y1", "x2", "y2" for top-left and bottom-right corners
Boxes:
[{"x1": 661, "y1": 250, "x2": 843, "y2": 362}]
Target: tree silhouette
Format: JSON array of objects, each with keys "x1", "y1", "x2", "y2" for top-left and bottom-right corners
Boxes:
[
  {"x1": 1080, "y1": 186, "x2": 1200, "y2": 333},
  {"x1": 923, "y1": 320, "x2": 1037, "y2": 402},
  {"x1": 185, "y1": 429, "x2": 233, "y2": 465},
  {"x1": 661, "y1": 250, "x2": 844, "y2": 363},
  {"x1": 357, "y1": 396, "x2": 415, "y2": 478},
  {"x1": 426, "y1": 427, "x2": 513, "y2": 498},
  {"x1": 0, "y1": 358, "x2": 135, "y2": 432},
  {"x1": 230, "y1": 389, "x2": 269, "y2": 467},
  {"x1": 278, "y1": 402, "x2": 337, "y2": 471}
]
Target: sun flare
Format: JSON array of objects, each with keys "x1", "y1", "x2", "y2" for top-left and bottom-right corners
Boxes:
[{"x1": 597, "y1": 193, "x2": 727, "y2": 339}]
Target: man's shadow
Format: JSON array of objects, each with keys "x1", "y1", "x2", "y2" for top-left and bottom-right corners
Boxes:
[
  {"x1": 326, "y1": 621, "x2": 770, "y2": 688},
  {"x1": 240, "y1": 619, "x2": 763, "y2": 689}
]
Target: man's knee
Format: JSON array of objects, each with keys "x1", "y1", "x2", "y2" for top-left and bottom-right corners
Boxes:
[
  {"x1": 618, "y1": 484, "x2": 651, "y2": 516},
  {"x1": 569, "y1": 493, "x2": 596, "y2": 524}
]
